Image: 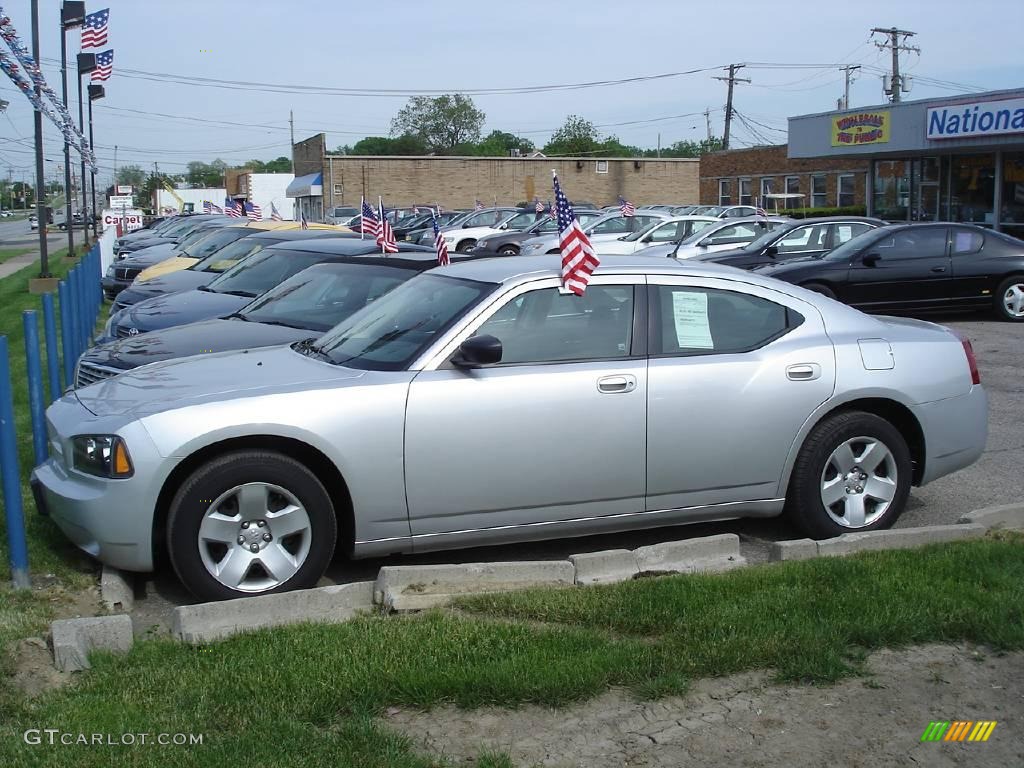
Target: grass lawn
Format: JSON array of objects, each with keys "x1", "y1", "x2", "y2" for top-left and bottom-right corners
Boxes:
[{"x1": 0, "y1": 536, "x2": 1021, "y2": 767}]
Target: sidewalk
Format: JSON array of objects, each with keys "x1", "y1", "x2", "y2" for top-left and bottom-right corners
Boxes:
[{"x1": 0, "y1": 252, "x2": 39, "y2": 280}]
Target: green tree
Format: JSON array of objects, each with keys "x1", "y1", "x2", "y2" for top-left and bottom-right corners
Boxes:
[
  {"x1": 543, "y1": 115, "x2": 602, "y2": 156},
  {"x1": 115, "y1": 165, "x2": 146, "y2": 189},
  {"x1": 263, "y1": 156, "x2": 292, "y2": 172},
  {"x1": 473, "y1": 130, "x2": 535, "y2": 156},
  {"x1": 345, "y1": 135, "x2": 430, "y2": 156},
  {"x1": 185, "y1": 159, "x2": 228, "y2": 187},
  {"x1": 391, "y1": 94, "x2": 485, "y2": 153}
]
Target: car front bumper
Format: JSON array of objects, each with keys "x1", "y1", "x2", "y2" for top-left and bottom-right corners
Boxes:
[{"x1": 912, "y1": 384, "x2": 989, "y2": 486}]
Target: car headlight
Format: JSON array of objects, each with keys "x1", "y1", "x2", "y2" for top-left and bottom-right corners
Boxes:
[
  {"x1": 71, "y1": 435, "x2": 133, "y2": 478},
  {"x1": 105, "y1": 265, "x2": 115, "y2": 277}
]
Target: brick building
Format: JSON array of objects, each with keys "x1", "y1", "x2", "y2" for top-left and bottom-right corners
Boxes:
[
  {"x1": 289, "y1": 133, "x2": 700, "y2": 221},
  {"x1": 699, "y1": 144, "x2": 870, "y2": 211}
]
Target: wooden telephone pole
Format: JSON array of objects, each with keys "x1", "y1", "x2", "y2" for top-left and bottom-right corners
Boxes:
[{"x1": 714, "y1": 64, "x2": 750, "y2": 150}]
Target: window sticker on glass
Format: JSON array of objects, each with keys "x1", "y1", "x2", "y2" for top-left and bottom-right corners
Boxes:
[
  {"x1": 672, "y1": 291, "x2": 714, "y2": 349},
  {"x1": 837, "y1": 225, "x2": 853, "y2": 243},
  {"x1": 954, "y1": 231, "x2": 980, "y2": 253}
]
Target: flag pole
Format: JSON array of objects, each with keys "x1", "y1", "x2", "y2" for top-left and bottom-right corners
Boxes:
[
  {"x1": 378, "y1": 196, "x2": 385, "y2": 255},
  {"x1": 360, "y1": 195, "x2": 364, "y2": 240}
]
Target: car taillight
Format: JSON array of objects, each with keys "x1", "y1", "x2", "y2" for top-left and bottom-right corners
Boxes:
[{"x1": 960, "y1": 337, "x2": 981, "y2": 385}]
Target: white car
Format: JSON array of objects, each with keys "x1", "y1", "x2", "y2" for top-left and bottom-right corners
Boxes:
[
  {"x1": 440, "y1": 208, "x2": 534, "y2": 253},
  {"x1": 638, "y1": 216, "x2": 791, "y2": 259},
  {"x1": 596, "y1": 216, "x2": 719, "y2": 256},
  {"x1": 520, "y1": 210, "x2": 672, "y2": 255}
]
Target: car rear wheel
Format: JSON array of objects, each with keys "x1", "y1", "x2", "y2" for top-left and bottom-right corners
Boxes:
[
  {"x1": 498, "y1": 245, "x2": 519, "y2": 256},
  {"x1": 456, "y1": 239, "x2": 476, "y2": 253},
  {"x1": 166, "y1": 450, "x2": 337, "y2": 601},
  {"x1": 785, "y1": 411, "x2": 911, "y2": 539},
  {"x1": 801, "y1": 282, "x2": 837, "y2": 300},
  {"x1": 994, "y1": 276, "x2": 1024, "y2": 322}
]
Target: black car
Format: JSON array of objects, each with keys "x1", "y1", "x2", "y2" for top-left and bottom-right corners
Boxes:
[
  {"x1": 472, "y1": 210, "x2": 602, "y2": 255},
  {"x1": 691, "y1": 217, "x2": 886, "y2": 270},
  {"x1": 114, "y1": 214, "x2": 232, "y2": 256},
  {"x1": 76, "y1": 252, "x2": 478, "y2": 388},
  {"x1": 110, "y1": 229, "x2": 356, "y2": 311},
  {"x1": 753, "y1": 222, "x2": 1024, "y2": 321},
  {"x1": 99, "y1": 238, "x2": 437, "y2": 342}
]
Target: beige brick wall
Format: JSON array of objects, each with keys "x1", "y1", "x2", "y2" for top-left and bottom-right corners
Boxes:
[{"x1": 318, "y1": 155, "x2": 699, "y2": 210}]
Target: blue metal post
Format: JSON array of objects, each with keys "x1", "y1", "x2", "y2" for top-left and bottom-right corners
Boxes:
[
  {"x1": 41, "y1": 294, "x2": 61, "y2": 401},
  {"x1": 0, "y1": 336, "x2": 30, "y2": 589},
  {"x1": 76, "y1": 263, "x2": 89, "y2": 350},
  {"x1": 22, "y1": 312, "x2": 48, "y2": 468},
  {"x1": 66, "y1": 268, "x2": 80, "y2": 363},
  {"x1": 57, "y1": 281, "x2": 75, "y2": 388}
]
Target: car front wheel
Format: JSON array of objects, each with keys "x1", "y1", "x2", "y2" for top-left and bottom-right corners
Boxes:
[
  {"x1": 994, "y1": 275, "x2": 1024, "y2": 321},
  {"x1": 166, "y1": 450, "x2": 337, "y2": 601},
  {"x1": 498, "y1": 245, "x2": 519, "y2": 256},
  {"x1": 784, "y1": 410, "x2": 911, "y2": 539},
  {"x1": 456, "y1": 239, "x2": 476, "y2": 253}
]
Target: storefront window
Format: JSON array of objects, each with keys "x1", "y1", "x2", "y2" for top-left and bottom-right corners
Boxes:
[
  {"x1": 718, "y1": 179, "x2": 731, "y2": 206},
  {"x1": 873, "y1": 160, "x2": 911, "y2": 221},
  {"x1": 739, "y1": 179, "x2": 752, "y2": 206},
  {"x1": 949, "y1": 153, "x2": 995, "y2": 226},
  {"x1": 913, "y1": 157, "x2": 942, "y2": 222},
  {"x1": 1000, "y1": 152, "x2": 1024, "y2": 239},
  {"x1": 837, "y1": 175, "x2": 856, "y2": 207},
  {"x1": 760, "y1": 178, "x2": 773, "y2": 202},
  {"x1": 811, "y1": 175, "x2": 827, "y2": 208}
]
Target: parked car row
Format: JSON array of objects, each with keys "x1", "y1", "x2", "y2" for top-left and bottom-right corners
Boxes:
[{"x1": 26, "y1": 209, "x2": 1005, "y2": 603}]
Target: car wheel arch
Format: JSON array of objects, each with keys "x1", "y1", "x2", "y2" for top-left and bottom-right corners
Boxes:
[
  {"x1": 777, "y1": 396, "x2": 927, "y2": 501},
  {"x1": 152, "y1": 434, "x2": 355, "y2": 570}
]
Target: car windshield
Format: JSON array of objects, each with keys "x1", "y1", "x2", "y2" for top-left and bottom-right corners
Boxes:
[
  {"x1": 746, "y1": 224, "x2": 795, "y2": 251},
  {"x1": 240, "y1": 263, "x2": 418, "y2": 332},
  {"x1": 181, "y1": 227, "x2": 249, "y2": 258},
  {"x1": 399, "y1": 213, "x2": 434, "y2": 229},
  {"x1": 173, "y1": 229, "x2": 212, "y2": 251},
  {"x1": 501, "y1": 211, "x2": 536, "y2": 230},
  {"x1": 204, "y1": 247, "x2": 331, "y2": 297},
  {"x1": 823, "y1": 228, "x2": 886, "y2": 261},
  {"x1": 190, "y1": 238, "x2": 268, "y2": 272},
  {"x1": 623, "y1": 220, "x2": 666, "y2": 242},
  {"x1": 317, "y1": 273, "x2": 493, "y2": 370}
]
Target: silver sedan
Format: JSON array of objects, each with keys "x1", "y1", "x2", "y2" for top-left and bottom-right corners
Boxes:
[{"x1": 32, "y1": 256, "x2": 988, "y2": 600}]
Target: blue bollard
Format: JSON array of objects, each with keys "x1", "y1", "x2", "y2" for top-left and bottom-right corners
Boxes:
[
  {"x1": 0, "y1": 336, "x2": 30, "y2": 589},
  {"x1": 76, "y1": 263, "x2": 89, "y2": 350},
  {"x1": 66, "y1": 268, "x2": 80, "y2": 363},
  {"x1": 22, "y1": 312, "x2": 48, "y2": 468},
  {"x1": 41, "y1": 293, "x2": 61, "y2": 400},
  {"x1": 57, "y1": 281, "x2": 75, "y2": 389}
]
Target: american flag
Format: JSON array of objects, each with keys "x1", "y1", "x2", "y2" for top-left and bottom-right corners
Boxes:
[
  {"x1": 534, "y1": 197, "x2": 543, "y2": 213},
  {"x1": 474, "y1": 199, "x2": 484, "y2": 210},
  {"x1": 80, "y1": 8, "x2": 109, "y2": 49},
  {"x1": 90, "y1": 49, "x2": 113, "y2": 82},
  {"x1": 619, "y1": 196, "x2": 635, "y2": 217},
  {"x1": 553, "y1": 172, "x2": 599, "y2": 296},
  {"x1": 270, "y1": 201, "x2": 283, "y2": 221},
  {"x1": 224, "y1": 198, "x2": 243, "y2": 218},
  {"x1": 300, "y1": 211, "x2": 308, "y2": 230},
  {"x1": 431, "y1": 211, "x2": 450, "y2": 266},
  {"x1": 245, "y1": 202, "x2": 262, "y2": 221},
  {"x1": 755, "y1": 199, "x2": 767, "y2": 218},
  {"x1": 376, "y1": 197, "x2": 398, "y2": 253},
  {"x1": 548, "y1": 201, "x2": 556, "y2": 218},
  {"x1": 360, "y1": 197, "x2": 379, "y2": 238},
  {"x1": 203, "y1": 200, "x2": 223, "y2": 214}
]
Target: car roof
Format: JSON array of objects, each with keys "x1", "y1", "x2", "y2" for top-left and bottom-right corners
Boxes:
[
  {"x1": 269, "y1": 238, "x2": 436, "y2": 258},
  {"x1": 240, "y1": 230, "x2": 359, "y2": 243},
  {"x1": 777, "y1": 216, "x2": 886, "y2": 225}
]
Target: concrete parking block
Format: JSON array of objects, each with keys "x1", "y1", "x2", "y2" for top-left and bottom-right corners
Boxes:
[
  {"x1": 633, "y1": 534, "x2": 745, "y2": 575},
  {"x1": 569, "y1": 549, "x2": 640, "y2": 585},
  {"x1": 100, "y1": 565, "x2": 135, "y2": 613},
  {"x1": 959, "y1": 503, "x2": 1024, "y2": 530},
  {"x1": 51, "y1": 615, "x2": 133, "y2": 672},
  {"x1": 375, "y1": 561, "x2": 575, "y2": 612},
  {"x1": 172, "y1": 581, "x2": 374, "y2": 644},
  {"x1": 817, "y1": 524, "x2": 987, "y2": 557},
  {"x1": 768, "y1": 539, "x2": 820, "y2": 562}
]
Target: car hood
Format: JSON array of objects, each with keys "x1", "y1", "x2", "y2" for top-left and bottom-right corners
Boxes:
[
  {"x1": 116, "y1": 243, "x2": 179, "y2": 267},
  {"x1": 80, "y1": 318, "x2": 315, "y2": 372},
  {"x1": 120, "y1": 236, "x2": 175, "y2": 251},
  {"x1": 476, "y1": 230, "x2": 537, "y2": 247},
  {"x1": 122, "y1": 269, "x2": 212, "y2": 300},
  {"x1": 118, "y1": 289, "x2": 251, "y2": 334},
  {"x1": 75, "y1": 345, "x2": 365, "y2": 418}
]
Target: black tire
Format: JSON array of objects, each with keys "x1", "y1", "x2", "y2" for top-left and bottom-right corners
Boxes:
[
  {"x1": 166, "y1": 450, "x2": 337, "y2": 601},
  {"x1": 801, "y1": 282, "x2": 837, "y2": 300},
  {"x1": 784, "y1": 410, "x2": 912, "y2": 539},
  {"x1": 456, "y1": 239, "x2": 476, "y2": 253},
  {"x1": 993, "y1": 275, "x2": 1024, "y2": 322},
  {"x1": 498, "y1": 245, "x2": 519, "y2": 256}
]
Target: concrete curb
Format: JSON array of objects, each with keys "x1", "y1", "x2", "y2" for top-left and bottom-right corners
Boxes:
[
  {"x1": 100, "y1": 566, "x2": 135, "y2": 613},
  {"x1": 569, "y1": 550, "x2": 639, "y2": 585},
  {"x1": 51, "y1": 615, "x2": 133, "y2": 672},
  {"x1": 768, "y1": 524, "x2": 988, "y2": 562},
  {"x1": 375, "y1": 561, "x2": 575, "y2": 612},
  {"x1": 634, "y1": 534, "x2": 745, "y2": 575},
  {"x1": 958, "y1": 503, "x2": 1024, "y2": 530},
  {"x1": 172, "y1": 581, "x2": 374, "y2": 644}
]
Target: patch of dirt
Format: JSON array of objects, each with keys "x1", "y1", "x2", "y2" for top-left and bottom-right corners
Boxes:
[{"x1": 386, "y1": 644, "x2": 1024, "y2": 767}]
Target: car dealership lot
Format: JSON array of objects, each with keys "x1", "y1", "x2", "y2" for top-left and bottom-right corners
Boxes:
[{"x1": 127, "y1": 311, "x2": 1021, "y2": 628}]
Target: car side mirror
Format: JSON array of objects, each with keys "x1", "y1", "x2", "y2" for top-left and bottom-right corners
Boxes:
[
  {"x1": 861, "y1": 253, "x2": 881, "y2": 267},
  {"x1": 452, "y1": 334, "x2": 502, "y2": 367},
  {"x1": 765, "y1": 245, "x2": 779, "y2": 258}
]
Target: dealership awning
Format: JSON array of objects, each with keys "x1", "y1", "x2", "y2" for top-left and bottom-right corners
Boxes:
[{"x1": 285, "y1": 172, "x2": 322, "y2": 198}]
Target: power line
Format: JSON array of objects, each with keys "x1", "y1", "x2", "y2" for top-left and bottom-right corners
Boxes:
[
  {"x1": 714, "y1": 64, "x2": 750, "y2": 150},
  {"x1": 871, "y1": 27, "x2": 920, "y2": 103}
]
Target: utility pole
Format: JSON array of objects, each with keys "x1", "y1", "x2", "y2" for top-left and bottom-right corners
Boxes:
[
  {"x1": 289, "y1": 110, "x2": 295, "y2": 174},
  {"x1": 714, "y1": 64, "x2": 750, "y2": 150},
  {"x1": 839, "y1": 64, "x2": 861, "y2": 109},
  {"x1": 872, "y1": 27, "x2": 919, "y2": 103},
  {"x1": 704, "y1": 108, "x2": 712, "y2": 141}
]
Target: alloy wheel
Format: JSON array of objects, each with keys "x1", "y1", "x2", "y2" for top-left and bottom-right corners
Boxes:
[
  {"x1": 1002, "y1": 282, "x2": 1024, "y2": 318},
  {"x1": 819, "y1": 436, "x2": 898, "y2": 529}
]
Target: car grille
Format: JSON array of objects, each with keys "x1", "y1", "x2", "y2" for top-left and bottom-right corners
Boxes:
[
  {"x1": 114, "y1": 267, "x2": 141, "y2": 281},
  {"x1": 115, "y1": 325, "x2": 137, "y2": 339},
  {"x1": 75, "y1": 361, "x2": 120, "y2": 389}
]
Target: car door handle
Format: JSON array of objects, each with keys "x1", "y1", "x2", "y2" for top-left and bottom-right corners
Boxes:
[
  {"x1": 597, "y1": 375, "x2": 636, "y2": 393},
  {"x1": 930, "y1": 266, "x2": 947, "y2": 273},
  {"x1": 786, "y1": 363, "x2": 821, "y2": 381}
]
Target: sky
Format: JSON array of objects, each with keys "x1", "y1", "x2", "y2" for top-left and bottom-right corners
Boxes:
[{"x1": 0, "y1": 0, "x2": 1021, "y2": 191}]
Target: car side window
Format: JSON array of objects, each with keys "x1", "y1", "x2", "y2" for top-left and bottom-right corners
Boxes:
[
  {"x1": 474, "y1": 285, "x2": 635, "y2": 364},
  {"x1": 951, "y1": 227, "x2": 984, "y2": 255},
  {"x1": 702, "y1": 223, "x2": 759, "y2": 246},
  {"x1": 832, "y1": 222, "x2": 874, "y2": 246},
  {"x1": 649, "y1": 222, "x2": 683, "y2": 242},
  {"x1": 873, "y1": 228, "x2": 949, "y2": 258},
  {"x1": 591, "y1": 217, "x2": 629, "y2": 234},
  {"x1": 653, "y1": 286, "x2": 801, "y2": 356},
  {"x1": 776, "y1": 224, "x2": 829, "y2": 254}
]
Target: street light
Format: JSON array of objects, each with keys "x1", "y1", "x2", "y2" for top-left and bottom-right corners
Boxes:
[
  {"x1": 60, "y1": 1, "x2": 85, "y2": 257},
  {"x1": 87, "y1": 83, "x2": 104, "y2": 234},
  {"x1": 76, "y1": 52, "x2": 95, "y2": 243}
]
